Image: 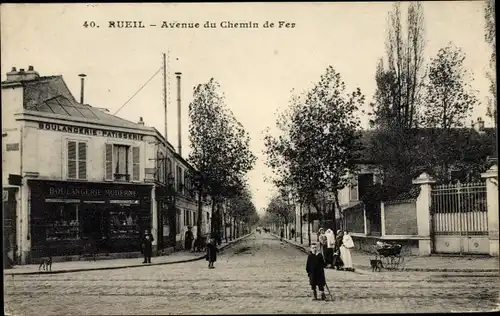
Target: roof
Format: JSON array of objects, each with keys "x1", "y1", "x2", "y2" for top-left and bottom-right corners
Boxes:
[{"x1": 3, "y1": 75, "x2": 154, "y2": 131}]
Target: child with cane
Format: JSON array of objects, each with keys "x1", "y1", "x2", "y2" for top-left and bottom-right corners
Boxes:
[{"x1": 306, "y1": 243, "x2": 327, "y2": 301}]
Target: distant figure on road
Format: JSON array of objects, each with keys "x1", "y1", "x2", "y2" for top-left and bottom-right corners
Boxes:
[
  {"x1": 290, "y1": 227, "x2": 295, "y2": 239},
  {"x1": 206, "y1": 237, "x2": 218, "y2": 269},
  {"x1": 185, "y1": 226, "x2": 194, "y2": 251},
  {"x1": 280, "y1": 229, "x2": 284, "y2": 241},
  {"x1": 341, "y1": 230, "x2": 355, "y2": 271},
  {"x1": 142, "y1": 229, "x2": 154, "y2": 264},
  {"x1": 306, "y1": 243, "x2": 327, "y2": 301}
]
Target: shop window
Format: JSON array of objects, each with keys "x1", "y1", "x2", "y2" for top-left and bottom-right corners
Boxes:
[
  {"x1": 45, "y1": 203, "x2": 80, "y2": 241},
  {"x1": 167, "y1": 158, "x2": 173, "y2": 178},
  {"x1": 176, "y1": 166, "x2": 183, "y2": 193},
  {"x1": 67, "y1": 140, "x2": 87, "y2": 180},
  {"x1": 105, "y1": 144, "x2": 141, "y2": 182},
  {"x1": 109, "y1": 207, "x2": 140, "y2": 239},
  {"x1": 156, "y1": 152, "x2": 165, "y2": 183},
  {"x1": 349, "y1": 176, "x2": 359, "y2": 201},
  {"x1": 176, "y1": 209, "x2": 181, "y2": 234}
]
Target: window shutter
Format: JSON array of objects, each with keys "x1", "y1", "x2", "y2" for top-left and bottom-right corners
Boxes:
[
  {"x1": 78, "y1": 142, "x2": 87, "y2": 179},
  {"x1": 132, "y1": 146, "x2": 140, "y2": 181},
  {"x1": 67, "y1": 141, "x2": 77, "y2": 179},
  {"x1": 105, "y1": 144, "x2": 113, "y2": 180}
]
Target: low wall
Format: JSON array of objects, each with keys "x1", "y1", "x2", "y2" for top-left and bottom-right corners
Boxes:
[{"x1": 383, "y1": 200, "x2": 418, "y2": 236}]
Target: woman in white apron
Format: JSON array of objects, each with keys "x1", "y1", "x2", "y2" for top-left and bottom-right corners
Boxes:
[{"x1": 340, "y1": 230, "x2": 354, "y2": 271}]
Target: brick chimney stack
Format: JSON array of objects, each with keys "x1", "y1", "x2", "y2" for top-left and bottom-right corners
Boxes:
[{"x1": 6, "y1": 65, "x2": 40, "y2": 81}]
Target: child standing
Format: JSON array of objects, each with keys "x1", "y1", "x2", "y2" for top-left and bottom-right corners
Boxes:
[{"x1": 306, "y1": 243, "x2": 327, "y2": 300}]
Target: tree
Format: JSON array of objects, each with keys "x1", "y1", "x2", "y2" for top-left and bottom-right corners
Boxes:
[
  {"x1": 371, "y1": 2, "x2": 426, "y2": 130},
  {"x1": 422, "y1": 43, "x2": 479, "y2": 181},
  {"x1": 367, "y1": 1, "x2": 427, "y2": 199},
  {"x1": 266, "y1": 194, "x2": 294, "y2": 235},
  {"x1": 423, "y1": 44, "x2": 478, "y2": 129},
  {"x1": 484, "y1": 0, "x2": 496, "y2": 127},
  {"x1": 188, "y1": 78, "x2": 256, "y2": 242},
  {"x1": 265, "y1": 66, "x2": 364, "y2": 231},
  {"x1": 290, "y1": 66, "x2": 364, "y2": 229}
]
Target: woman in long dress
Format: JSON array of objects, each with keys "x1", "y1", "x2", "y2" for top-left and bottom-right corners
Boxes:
[{"x1": 340, "y1": 230, "x2": 354, "y2": 271}]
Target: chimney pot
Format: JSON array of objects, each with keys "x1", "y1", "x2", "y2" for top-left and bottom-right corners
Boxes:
[
  {"x1": 19, "y1": 68, "x2": 25, "y2": 72},
  {"x1": 11, "y1": 67, "x2": 16, "y2": 72},
  {"x1": 28, "y1": 65, "x2": 34, "y2": 71}
]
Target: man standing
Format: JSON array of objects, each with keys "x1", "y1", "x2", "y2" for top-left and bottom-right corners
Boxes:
[
  {"x1": 280, "y1": 228, "x2": 284, "y2": 242},
  {"x1": 185, "y1": 226, "x2": 194, "y2": 251},
  {"x1": 142, "y1": 229, "x2": 154, "y2": 264},
  {"x1": 306, "y1": 243, "x2": 327, "y2": 301}
]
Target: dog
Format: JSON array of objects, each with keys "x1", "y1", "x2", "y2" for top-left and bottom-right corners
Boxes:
[
  {"x1": 38, "y1": 256, "x2": 52, "y2": 272},
  {"x1": 370, "y1": 259, "x2": 384, "y2": 272}
]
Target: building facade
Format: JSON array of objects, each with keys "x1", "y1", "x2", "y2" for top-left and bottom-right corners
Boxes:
[{"x1": 2, "y1": 66, "x2": 208, "y2": 264}]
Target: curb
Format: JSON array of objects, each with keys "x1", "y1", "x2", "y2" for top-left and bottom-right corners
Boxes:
[
  {"x1": 271, "y1": 233, "x2": 499, "y2": 273},
  {"x1": 6, "y1": 233, "x2": 254, "y2": 276}
]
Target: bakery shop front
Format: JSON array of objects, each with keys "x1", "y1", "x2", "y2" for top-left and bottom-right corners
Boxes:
[{"x1": 28, "y1": 180, "x2": 153, "y2": 259}]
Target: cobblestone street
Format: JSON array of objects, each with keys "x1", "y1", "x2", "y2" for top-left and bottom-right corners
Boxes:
[{"x1": 5, "y1": 233, "x2": 500, "y2": 315}]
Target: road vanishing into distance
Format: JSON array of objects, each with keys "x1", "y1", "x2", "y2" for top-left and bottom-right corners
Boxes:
[{"x1": 5, "y1": 233, "x2": 500, "y2": 315}]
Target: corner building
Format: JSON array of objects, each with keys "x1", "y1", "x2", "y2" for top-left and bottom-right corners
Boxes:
[{"x1": 2, "y1": 67, "x2": 170, "y2": 264}]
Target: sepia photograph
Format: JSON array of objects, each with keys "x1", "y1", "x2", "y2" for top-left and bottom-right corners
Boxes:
[{"x1": 1, "y1": 1, "x2": 499, "y2": 315}]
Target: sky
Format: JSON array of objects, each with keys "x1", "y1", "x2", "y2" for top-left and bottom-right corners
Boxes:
[{"x1": 1, "y1": 2, "x2": 494, "y2": 215}]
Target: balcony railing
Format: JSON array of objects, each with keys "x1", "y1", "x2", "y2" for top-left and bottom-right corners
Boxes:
[{"x1": 114, "y1": 173, "x2": 130, "y2": 181}]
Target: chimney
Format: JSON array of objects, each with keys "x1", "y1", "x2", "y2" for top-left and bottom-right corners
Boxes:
[
  {"x1": 175, "y1": 72, "x2": 182, "y2": 155},
  {"x1": 79, "y1": 74, "x2": 87, "y2": 104},
  {"x1": 138, "y1": 117, "x2": 145, "y2": 126},
  {"x1": 6, "y1": 65, "x2": 39, "y2": 82}
]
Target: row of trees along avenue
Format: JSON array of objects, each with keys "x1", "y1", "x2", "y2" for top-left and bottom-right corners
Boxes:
[
  {"x1": 263, "y1": 1, "x2": 496, "y2": 235},
  {"x1": 188, "y1": 78, "x2": 258, "y2": 243}
]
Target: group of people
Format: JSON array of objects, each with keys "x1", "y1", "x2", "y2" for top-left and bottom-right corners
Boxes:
[
  {"x1": 141, "y1": 227, "x2": 219, "y2": 269},
  {"x1": 316, "y1": 228, "x2": 354, "y2": 271},
  {"x1": 306, "y1": 228, "x2": 355, "y2": 301}
]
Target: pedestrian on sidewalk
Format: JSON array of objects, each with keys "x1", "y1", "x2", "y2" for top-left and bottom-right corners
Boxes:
[
  {"x1": 291, "y1": 228, "x2": 295, "y2": 239},
  {"x1": 325, "y1": 229, "x2": 336, "y2": 268},
  {"x1": 333, "y1": 230, "x2": 344, "y2": 270},
  {"x1": 280, "y1": 228, "x2": 284, "y2": 242},
  {"x1": 142, "y1": 229, "x2": 154, "y2": 264},
  {"x1": 185, "y1": 226, "x2": 194, "y2": 251},
  {"x1": 306, "y1": 243, "x2": 327, "y2": 301},
  {"x1": 340, "y1": 230, "x2": 354, "y2": 271},
  {"x1": 206, "y1": 237, "x2": 218, "y2": 269}
]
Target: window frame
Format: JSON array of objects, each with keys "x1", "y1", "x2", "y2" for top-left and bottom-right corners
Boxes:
[
  {"x1": 63, "y1": 137, "x2": 89, "y2": 181},
  {"x1": 104, "y1": 141, "x2": 141, "y2": 182}
]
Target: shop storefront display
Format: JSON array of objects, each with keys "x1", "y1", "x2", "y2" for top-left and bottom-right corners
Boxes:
[{"x1": 29, "y1": 180, "x2": 152, "y2": 258}]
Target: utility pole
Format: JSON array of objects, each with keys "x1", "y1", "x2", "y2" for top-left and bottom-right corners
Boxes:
[{"x1": 163, "y1": 53, "x2": 168, "y2": 143}]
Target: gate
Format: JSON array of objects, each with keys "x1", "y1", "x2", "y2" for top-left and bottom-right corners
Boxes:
[{"x1": 430, "y1": 182, "x2": 489, "y2": 254}]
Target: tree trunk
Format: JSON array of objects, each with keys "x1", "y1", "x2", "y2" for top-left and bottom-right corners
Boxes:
[
  {"x1": 196, "y1": 189, "x2": 203, "y2": 242},
  {"x1": 222, "y1": 202, "x2": 228, "y2": 243},
  {"x1": 211, "y1": 198, "x2": 217, "y2": 236},
  {"x1": 307, "y1": 204, "x2": 311, "y2": 246},
  {"x1": 300, "y1": 203, "x2": 303, "y2": 244},
  {"x1": 332, "y1": 190, "x2": 342, "y2": 231}
]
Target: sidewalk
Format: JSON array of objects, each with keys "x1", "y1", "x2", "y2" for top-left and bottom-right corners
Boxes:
[
  {"x1": 4, "y1": 233, "x2": 253, "y2": 275},
  {"x1": 272, "y1": 232, "x2": 499, "y2": 273}
]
